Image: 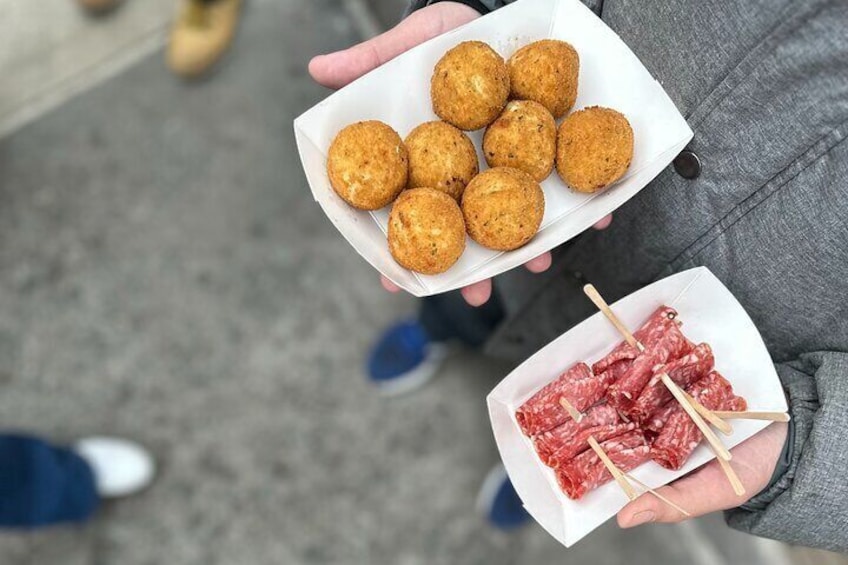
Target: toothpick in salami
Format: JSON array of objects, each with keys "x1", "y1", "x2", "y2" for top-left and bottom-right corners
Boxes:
[{"x1": 660, "y1": 373, "x2": 732, "y2": 461}]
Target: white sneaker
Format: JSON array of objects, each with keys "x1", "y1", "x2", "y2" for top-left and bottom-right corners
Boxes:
[{"x1": 74, "y1": 437, "x2": 156, "y2": 498}]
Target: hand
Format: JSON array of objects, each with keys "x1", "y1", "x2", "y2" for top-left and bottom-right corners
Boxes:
[
  {"x1": 617, "y1": 422, "x2": 789, "y2": 527},
  {"x1": 309, "y1": 2, "x2": 612, "y2": 306},
  {"x1": 309, "y1": 2, "x2": 481, "y2": 90}
]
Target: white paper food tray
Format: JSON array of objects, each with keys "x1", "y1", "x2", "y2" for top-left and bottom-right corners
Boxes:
[
  {"x1": 294, "y1": 0, "x2": 694, "y2": 297},
  {"x1": 486, "y1": 267, "x2": 788, "y2": 547}
]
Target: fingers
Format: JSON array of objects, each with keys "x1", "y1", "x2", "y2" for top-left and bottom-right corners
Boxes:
[
  {"x1": 461, "y1": 279, "x2": 492, "y2": 307},
  {"x1": 309, "y1": 3, "x2": 480, "y2": 89},
  {"x1": 381, "y1": 274, "x2": 491, "y2": 306},
  {"x1": 380, "y1": 275, "x2": 401, "y2": 293},
  {"x1": 593, "y1": 214, "x2": 613, "y2": 230},
  {"x1": 617, "y1": 461, "x2": 747, "y2": 527},
  {"x1": 524, "y1": 252, "x2": 552, "y2": 273},
  {"x1": 617, "y1": 422, "x2": 788, "y2": 528}
]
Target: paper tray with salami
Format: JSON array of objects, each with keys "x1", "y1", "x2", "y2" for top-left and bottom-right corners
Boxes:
[{"x1": 486, "y1": 267, "x2": 787, "y2": 547}]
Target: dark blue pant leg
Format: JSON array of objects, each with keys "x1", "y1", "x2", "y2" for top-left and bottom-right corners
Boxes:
[
  {"x1": 0, "y1": 434, "x2": 99, "y2": 528},
  {"x1": 419, "y1": 288, "x2": 505, "y2": 348}
]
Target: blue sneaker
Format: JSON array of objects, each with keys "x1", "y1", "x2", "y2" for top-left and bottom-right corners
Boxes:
[
  {"x1": 477, "y1": 464, "x2": 531, "y2": 531},
  {"x1": 367, "y1": 320, "x2": 448, "y2": 396}
]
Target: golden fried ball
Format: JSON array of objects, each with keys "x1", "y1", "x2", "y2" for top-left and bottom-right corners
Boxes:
[
  {"x1": 387, "y1": 188, "x2": 466, "y2": 275},
  {"x1": 483, "y1": 100, "x2": 556, "y2": 182},
  {"x1": 556, "y1": 106, "x2": 633, "y2": 193},
  {"x1": 508, "y1": 39, "x2": 579, "y2": 119},
  {"x1": 461, "y1": 167, "x2": 545, "y2": 251},
  {"x1": 405, "y1": 121, "x2": 479, "y2": 201},
  {"x1": 327, "y1": 121, "x2": 408, "y2": 210},
  {"x1": 431, "y1": 41, "x2": 510, "y2": 131}
]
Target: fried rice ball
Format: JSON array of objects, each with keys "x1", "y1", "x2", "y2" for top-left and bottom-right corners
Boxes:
[
  {"x1": 556, "y1": 106, "x2": 634, "y2": 193},
  {"x1": 327, "y1": 121, "x2": 408, "y2": 210},
  {"x1": 431, "y1": 41, "x2": 510, "y2": 131},
  {"x1": 483, "y1": 100, "x2": 557, "y2": 182},
  {"x1": 461, "y1": 167, "x2": 545, "y2": 251},
  {"x1": 507, "y1": 39, "x2": 579, "y2": 119},
  {"x1": 405, "y1": 121, "x2": 479, "y2": 201},
  {"x1": 388, "y1": 187, "x2": 466, "y2": 275}
]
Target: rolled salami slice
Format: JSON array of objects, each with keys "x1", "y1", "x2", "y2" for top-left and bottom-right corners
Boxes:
[
  {"x1": 556, "y1": 430, "x2": 651, "y2": 500},
  {"x1": 628, "y1": 343, "x2": 714, "y2": 423},
  {"x1": 543, "y1": 422, "x2": 638, "y2": 469},
  {"x1": 592, "y1": 306, "x2": 679, "y2": 375},
  {"x1": 533, "y1": 404, "x2": 620, "y2": 465},
  {"x1": 651, "y1": 371, "x2": 747, "y2": 470},
  {"x1": 605, "y1": 323, "x2": 691, "y2": 413},
  {"x1": 643, "y1": 401, "x2": 678, "y2": 435},
  {"x1": 516, "y1": 363, "x2": 615, "y2": 436}
]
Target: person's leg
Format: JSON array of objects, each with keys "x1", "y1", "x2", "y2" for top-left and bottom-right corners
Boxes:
[
  {"x1": 367, "y1": 288, "x2": 506, "y2": 394},
  {"x1": 0, "y1": 434, "x2": 99, "y2": 528},
  {"x1": 418, "y1": 289, "x2": 505, "y2": 349}
]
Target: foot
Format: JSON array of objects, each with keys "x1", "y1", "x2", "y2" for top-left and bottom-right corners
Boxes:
[
  {"x1": 167, "y1": 0, "x2": 243, "y2": 78},
  {"x1": 367, "y1": 320, "x2": 448, "y2": 396},
  {"x1": 74, "y1": 437, "x2": 156, "y2": 498},
  {"x1": 477, "y1": 464, "x2": 530, "y2": 531}
]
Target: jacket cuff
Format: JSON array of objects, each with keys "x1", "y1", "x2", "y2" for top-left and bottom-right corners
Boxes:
[
  {"x1": 739, "y1": 365, "x2": 818, "y2": 512},
  {"x1": 736, "y1": 363, "x2": 815, "y2": 510},
  {"x1": 725, "y1": 356, "x2": 827, "y2": 547}
]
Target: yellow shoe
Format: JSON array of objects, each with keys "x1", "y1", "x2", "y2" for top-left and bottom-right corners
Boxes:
[
  {"x1": 167, "y1": 0, "x2": 242, "y2": 79},
  {"x1": 77, "y1": 0, "x2": 121, "y2": 14}
]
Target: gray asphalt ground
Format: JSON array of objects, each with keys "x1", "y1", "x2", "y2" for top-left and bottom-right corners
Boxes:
[{"x1": 0, "y1": 0, "x2": 805, "y2": 563}]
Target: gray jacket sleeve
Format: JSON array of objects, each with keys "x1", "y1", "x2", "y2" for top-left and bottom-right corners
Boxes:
[
  {"x1": 725, "y1": 352, "x2": 848, "y2": 553},
  {"x1": 407, "y1": 0, "x2": 602, "y2": 17}
]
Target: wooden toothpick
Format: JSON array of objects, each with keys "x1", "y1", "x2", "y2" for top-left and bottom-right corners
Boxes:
[
  {"x1": 559, "y1": 397, "x2": 584, "y2": 422},
  {"x1": 712, "y1": 410, "x2": 789, "y2": 422},
  {"x1": 624, "y1": 473, "x2": 691, "y2": 517},
  {"x1": 587, "y1": 436, "x2": 637, "y2": 501},
  {"x1": 679, "y1": 388, "x2": 733, "y2": 436},
  {"x1": 583, "y1": 284, "x2": 644, "y2": 352},
  {"x1": 660, "y1": 374, "x2": 732, "y2": 461}
]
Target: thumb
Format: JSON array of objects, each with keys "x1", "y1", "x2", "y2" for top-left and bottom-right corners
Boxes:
[
  {"x1": 617, "y1": 422, "x2": 788, "y2": 527},
  {"x1": 309, "y1": 3, "x2": 480, "y2": 89}
]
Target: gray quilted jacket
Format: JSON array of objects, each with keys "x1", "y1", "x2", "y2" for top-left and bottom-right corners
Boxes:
[{"x1": 409, "y1": 0, "x2": 848, "y2": 553}]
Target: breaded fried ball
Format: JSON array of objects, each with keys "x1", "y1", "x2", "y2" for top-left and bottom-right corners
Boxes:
[
  {"x1": 388, "y1": 188, "x2": 466, "y2": 275},
  {"x1": 327, "y1": 121, "x2": 408, "y2": 210},
  {"x1": 431, "y1": 41, "x2": 510, "y2": 131},
  {"x1": 508, "y1": 39, "x2": 579, "y2": 119},
  {"x1": 556, "y1": 106, "x2": 634, "y2": 193},
  {"x1": 483, "y1": 100, "x2": 557, "y2": 182},
  {"x1": 405, "y1": 121, "x2": 479, "y2": 201},
  {"x1": 461, "y1": 167, "x2": 545, "y2": 251}
]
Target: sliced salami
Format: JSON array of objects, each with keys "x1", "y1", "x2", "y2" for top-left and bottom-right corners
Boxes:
[
  {"x1": 642, "y1": 401, "x2": 678, "y2": 435},
  {"x1": 556, "y1": 430, "x2": 651, "y2": 500},
  {"x1": 516, "y1": 363, "x2": 613, "y2": 436},
  {"x1": 512, "y1": 303, "x2": 752, "y2": 499},
  {"x1": 605, "y1": 323, "x2": 691, "y2": 413},
  {"x1": 533, "y1": 404, "x2": 620, "y2": 464},
  {"x1": 628, "y1": 343, "x2": 714, "y2": 423},
  {"x1": 591, "y1": 306, "x2": 679, "y2": 375},
  {"x1": 543, "y1": 422, "x2": 637, "y2": 468},
  {"x1": 651, "y1": 371, "x2": 747, "y2": 470}
]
